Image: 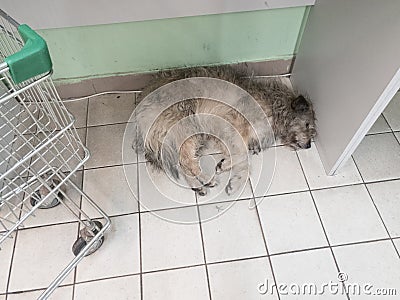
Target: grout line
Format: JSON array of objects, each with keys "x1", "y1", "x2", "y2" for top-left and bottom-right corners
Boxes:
[
  {"x1": 207, "y1": 255, "x2": 272, "y2": 267},
  {"x1": 381, "y1": 114, "x2": 400, "y2": 147},
  {"x1": 134, "y1": 94, "x2": 144, "y2": 300},
  {"x1": 141, "y1": 263, "x2": 206, "y2": 276},
  {"x1": 5, "y1": 283, "x2": 74, "y2": 297},
  {"x1": 194, "y1": 194, "x2": 213, "y2": 300},
  {"x1": 351, "y1": 156, "x2": 400, "y2": 259},
  {"x1": 83, "y1": 161, "x2": 139, "y2": 172},
  {"x1": 140, "y1": 196, "x2": 253, "y2": 215},
  {"x1": 330, "y1": 237, "x2": 397, "y2": 249},
  {"x1": 295, "y1": 151, "x2": 351, "y2": 300},
  {"x1": 85, "y1": 121, "x2": 134, "y2": 130},
  {"x1": 74, "y1": 272, "x2": 141, "y2": 286},
  {"x1": 5, "y1": 181, "x2": 32, "y2": 299},
  {"x1": 3, "y1": 210, "x2": 124, "y2": 233},
  {"x1": 72, "y1": 157, "x2": 87, "y2": 300},
  {"x1": 250, "y1": 180, "x2": 281, "y2": 300},
  {"x1": 369, "y1": 115, "x2": 400, "y2": 154},
  {"x1": 4, "y1": 228, "x2": 19, "y2": 300},
  {"x1": 364, "y1": 130, "x2": 392, "y2": 137}
]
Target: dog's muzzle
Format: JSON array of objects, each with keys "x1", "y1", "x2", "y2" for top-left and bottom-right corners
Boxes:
[{"x1": 297, "y1": 141, "x2": 311, "y2": 149}]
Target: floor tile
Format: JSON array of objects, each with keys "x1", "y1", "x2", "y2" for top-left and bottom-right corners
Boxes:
[
  {"x1": 199, "y1": 200, "x2": 266, "y2": 263},
  {"x1": 333, "y1": 241, "x2": 400, "y2": 299},
  {"x1": 257, "y1": 191, "x2": 328, "y2": 254},
  {"x1": 367, "y1": 179, "x2": 400, "y2": 237},
  {"x1": 138, "y1": 163, "x2": 196, "y2": 211},
  {"x1": 141, "y1": 207, "x2": 204, "y2": 272},
  {"x1": 75, "y1": 275, "x2": 140, "y2": 300},
  {"x1": 353, "y1": 133, "x2": 400, "y2": 182},
  {"x1": 122, "y1": 121, "x2": 138, "y2": 165},
  {"x1": 138, "y1": 152, "x2": 147, "y2": 163},
  {"x1": 87, "y1": 93, "x2": 136, "y2": 126},
  {"x1": 312, "y1": 185, "x2": 388, "y2": 245},
  {"x1": 23, "y1": 172, "x2": 83, "y2": 228},
  {"x1": 9, "y1": 223, "x2": 77, "y2": 292},
  {"x1": 208, "y1": 257, "x2": 278, "y2": 299},
  {"x1": 82, "y1": 165, "x2": 138, "y2": 217},
  {"x1": 143, "y1": 266, "x2": 209, "y2": 300},
  {"x1": 0, "y1": 185, "x2": 26, "y2": 232},
  {"x1": 367, "y1": 115, "x2": 391, "y2": 135},
  {"x1": 30, "y1": 128, "x2": 87, "y2": 173},
  {"x1": 297, "y1": 144, "x2": 362, "y2": 189},
  {"x1": 92, "y1": 74, "x2": 151, "y2": 93},
  {"x1": 383, "y1": 92, "x2": 400, "y2": 131},
  {"x1": 76, "y1": 214, "x2": 140, "y2": 282},
  {"x1": 5, "y1": 88, "x2": 400, "y2": 300},
  {"x1": 271, "y1": 248, "x2": 346, "y2": 299},
  {"x1": 7, "y1": 285, "x2": 73, "y2": 300},
  {"x1": 56, "y1": 80, "x2": 95, "y2": 100},
  {"x1": 251, "y1": 147, "x2": 308, "y2": 197},
  {"x1": 393, "y1": 238, "x2": 400, "y2": 252},
  {"x1": 0, "y1": 237, "x2": 14, "y2": 293},
  {"x1": 86, "y1": 123, "x2": 136, "y2": 168},
  {"x1": 64, "y1": 98, "x2": 88, "y2": 129}
]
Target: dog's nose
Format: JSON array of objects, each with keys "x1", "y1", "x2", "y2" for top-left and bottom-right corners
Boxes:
[{"x1": 305, "y1": 141, "x2": 311, "y2": 149}]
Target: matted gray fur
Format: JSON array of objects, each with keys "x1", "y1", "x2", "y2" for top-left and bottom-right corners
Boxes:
[{"x1": 133, "y1": 65, "x2": 316, "y2": 196}]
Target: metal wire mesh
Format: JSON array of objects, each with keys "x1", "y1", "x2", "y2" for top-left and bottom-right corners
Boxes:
[
  {"x1": 0, "y1": 13, "x2": 90, "y2": 242},
  {"x1": 0, "y1": 9, "x2": 111, "y2": 299}
]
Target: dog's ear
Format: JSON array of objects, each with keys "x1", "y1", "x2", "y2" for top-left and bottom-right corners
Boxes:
[{"x1": 291, "y1": 96, "x2": 310, "y2": 113}]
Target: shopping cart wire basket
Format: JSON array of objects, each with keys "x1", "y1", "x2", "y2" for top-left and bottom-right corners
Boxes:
[{"x1": 0, "y1": 9, "x2": 111, "y2": 300}]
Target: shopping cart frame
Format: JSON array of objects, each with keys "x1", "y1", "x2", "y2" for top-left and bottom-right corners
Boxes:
[{"x1": 0, "y1": 9, "x2": 111, "y2": 299}]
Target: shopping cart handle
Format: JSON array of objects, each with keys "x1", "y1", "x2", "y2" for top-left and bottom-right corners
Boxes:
[{"x1": 4, "y1": 24, "x2": 52, "y2": 84}]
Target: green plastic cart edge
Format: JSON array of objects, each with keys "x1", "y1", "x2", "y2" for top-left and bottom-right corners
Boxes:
[{"x1": 4, "y1": 24, "x2": 53, "y2": 84}]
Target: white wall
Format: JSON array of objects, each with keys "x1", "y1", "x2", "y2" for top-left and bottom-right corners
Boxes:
[
  {"x1": 1, "y1": 0, "x2": 314, "y2": 29},
  {"x1": 292, "y1": 0, "x2": 400, "y2": 174}
]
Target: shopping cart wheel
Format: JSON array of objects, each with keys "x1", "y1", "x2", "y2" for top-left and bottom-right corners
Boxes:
[
  {"x1": 72, "y1": 220, "x2": 105, "y2": 256},
  {"x1": 30, "y1": 190, "x2": 62, "y2": 209}
]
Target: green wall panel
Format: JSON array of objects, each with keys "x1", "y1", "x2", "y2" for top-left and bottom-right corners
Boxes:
[{"x1": 39, "y1": 7, "x2": 307, "y2": 81}]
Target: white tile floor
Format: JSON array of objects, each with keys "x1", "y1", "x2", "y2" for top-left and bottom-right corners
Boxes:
[{"x1": 1, "y1": 92, "x2": 400, "y2": 299}]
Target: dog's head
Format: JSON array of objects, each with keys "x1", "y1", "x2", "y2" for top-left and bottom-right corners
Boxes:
[{"x1": 281, "y1": 95, "x2": 316, "y2": 150}]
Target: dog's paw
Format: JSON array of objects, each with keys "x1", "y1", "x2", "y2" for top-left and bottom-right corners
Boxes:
[
  {"x1": 204, "y1": 177, "x2": 218, "y2": 188},
  {"x1": 248, "y1": 139, "x2": 261, "y2": 155},
  {"x1": 192, "y1": 187, "x2": 208, "y2": 196},
  {"x1": 225, "y1": 176, "x2": 242, "y2": 196},
  {"x1": 216, "y1": 158, "x2": 232, "y2": 174}
]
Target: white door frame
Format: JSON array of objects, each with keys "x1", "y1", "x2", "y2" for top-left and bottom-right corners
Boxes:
[{"x1": 327, "y1": 69, "x2": 400, "y2": 175}]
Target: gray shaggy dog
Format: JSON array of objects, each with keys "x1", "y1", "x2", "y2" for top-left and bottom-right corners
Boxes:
[{"x1": 133, "y1": 66, "x2": 316, "y2": 196}]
